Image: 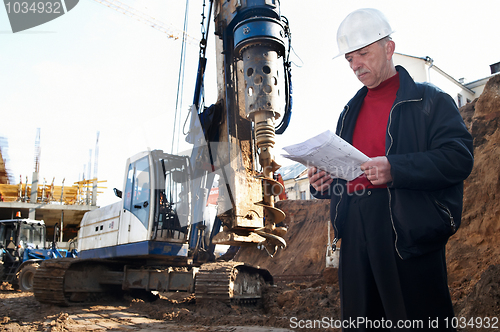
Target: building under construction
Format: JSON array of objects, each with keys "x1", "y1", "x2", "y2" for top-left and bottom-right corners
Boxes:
[{"x1": 0, "y1": 134, "x2": 104, "y2": 245}]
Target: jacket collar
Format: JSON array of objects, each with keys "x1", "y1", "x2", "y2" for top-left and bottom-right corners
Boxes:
[
  {"x1": 394, "y1": 65, "x2": 421, "y2": 102},
  {"x1": 348, "y1": 65, "x2": 419, "y2": 106}
]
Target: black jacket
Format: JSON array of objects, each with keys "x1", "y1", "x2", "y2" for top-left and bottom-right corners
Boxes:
[{"x1": 311, "y1": 66, "x2": 474, "y2": 259}]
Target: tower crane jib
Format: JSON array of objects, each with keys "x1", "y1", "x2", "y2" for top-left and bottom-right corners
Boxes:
[{"x1": 93, "y1": 0, "x2": 199, "y2": 45}]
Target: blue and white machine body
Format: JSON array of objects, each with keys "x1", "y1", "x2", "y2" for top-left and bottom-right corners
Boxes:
[{"x1": 78, "y1": 150, "x2": 199, "y2": 263}]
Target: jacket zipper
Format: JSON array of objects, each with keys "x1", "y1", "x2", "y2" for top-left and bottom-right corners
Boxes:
[
  {"x1": 435, "y1": 200, "x2": 456, "y2": 233},
  {"x1": 331, "y1": 106, "x2": 349, "y2": 252},
  {"x1": 386, "y1": 98, "x2": 422, "y2": 259}
]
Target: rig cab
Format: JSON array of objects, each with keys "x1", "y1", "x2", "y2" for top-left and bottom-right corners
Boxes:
[{"x1": 77, "y1": 149, "x2": 217, "y2": 265}]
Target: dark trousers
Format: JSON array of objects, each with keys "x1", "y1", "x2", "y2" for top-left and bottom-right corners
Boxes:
[{"x1": 339, "y1": 189, "x2": 456, "y2": 331}]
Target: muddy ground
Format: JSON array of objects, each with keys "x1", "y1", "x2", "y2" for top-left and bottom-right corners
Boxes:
[
  {"x1": 0, "y1": 276, "x2": 339, "y2": 332},
  {"x1": 0, "y1": 283, "x2": 304, "y2": 331},
  {"x1": 1, "y1": 77, "x2": 499, "y2": 331}
]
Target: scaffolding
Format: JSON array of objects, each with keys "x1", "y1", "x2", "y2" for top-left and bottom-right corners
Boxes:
[{"x1": 0, "y1": 177, "x2": 107, "y2": 206}]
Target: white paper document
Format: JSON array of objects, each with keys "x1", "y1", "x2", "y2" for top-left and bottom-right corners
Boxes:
[{"x1": 281, "y1": 130, "x2": 370, "y2": 181}]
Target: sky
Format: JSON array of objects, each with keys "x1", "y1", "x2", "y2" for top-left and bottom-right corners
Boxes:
[{"x1": 1, "y1": 0, "x2": 499, "y2": 206}]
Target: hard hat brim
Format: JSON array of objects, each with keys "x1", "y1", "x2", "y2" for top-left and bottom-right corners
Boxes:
[{"x1": 332, "y1": 32, "x2": 394, "y2": 60}]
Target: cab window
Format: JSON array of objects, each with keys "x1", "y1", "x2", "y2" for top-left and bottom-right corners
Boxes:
[{"x1": 123, "y1": 156, "x2": 151, "y2": 229}]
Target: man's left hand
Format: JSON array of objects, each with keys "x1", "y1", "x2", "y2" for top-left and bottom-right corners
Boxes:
[{"x1": 360, "y1": 156, "x2": 392, "y2": 185}]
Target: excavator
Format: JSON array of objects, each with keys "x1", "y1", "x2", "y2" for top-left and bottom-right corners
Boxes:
[{"x1": 33, "y1": 0, "x2": 293, "y2": 305}]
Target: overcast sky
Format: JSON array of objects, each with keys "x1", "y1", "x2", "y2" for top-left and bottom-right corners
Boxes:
[{"x1": 1, "y1": 0, "x2": 499, "y2": 206}]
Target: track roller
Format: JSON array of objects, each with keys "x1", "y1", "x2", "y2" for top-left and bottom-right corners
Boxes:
[{"x1": 195, "y1": 262, "x2": 272, "y2": 304}]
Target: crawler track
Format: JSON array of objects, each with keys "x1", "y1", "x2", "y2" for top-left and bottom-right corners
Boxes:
[
  {"x1": 34, "y1": 259, "x2": 273, "y2": 306},
  {"x1": 33, "y1": 258, "x2": 74, "y2": 306},
  {"x1": 195, "y1": 262, "x2": 235, "y2": 303},
  {"x1": 194, "y1": 262, "x2": 272, "y2": 304}
]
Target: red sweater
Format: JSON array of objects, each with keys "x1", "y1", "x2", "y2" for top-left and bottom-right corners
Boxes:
[{"x1": 347, "y1": 73, "x2": 399, "y2": 193}]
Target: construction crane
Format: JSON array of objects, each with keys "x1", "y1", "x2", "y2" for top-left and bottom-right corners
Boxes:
[
  {"x1": 30, "y1": 129, "x2": 41, "y2": 208},
  {"x1": 92, "y1": 0, "x2": 199, "y2": 45},
  {"x1": 33, "y1": 128, "x2": 41, "y2": 175},
  {"x1": 92, "y1": 131, "x2": 99, "y2": 206}
]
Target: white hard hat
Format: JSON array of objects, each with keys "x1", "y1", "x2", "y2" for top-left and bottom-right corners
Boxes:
[{"x1": 334, "y1": 8, "x2": 394, "y2": 58}]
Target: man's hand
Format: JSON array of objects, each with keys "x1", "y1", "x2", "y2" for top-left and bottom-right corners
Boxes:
[
  {"x1": 360, "y1": 156, "x2": 392, "y2": 185},
  {"x1": 308, "y1": 166, "x2": 334, "y2": 192}
]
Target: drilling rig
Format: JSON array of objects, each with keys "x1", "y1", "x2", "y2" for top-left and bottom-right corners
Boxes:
[
  {"x1": 33, "y1": 0, "x2": 293, "y2": 305},
  {"x1": 208, "y1": 0, "x2": 291, "y2": 255}
]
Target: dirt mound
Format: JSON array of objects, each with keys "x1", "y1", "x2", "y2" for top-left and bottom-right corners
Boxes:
[
  {"x1": 127, "y1": 281, "x2": 340, "y2": 329},
  {"x1": 235, "y1": 199, "x2": 331, "y2": 277},
  {"x1": 474, "y1": 75, "x2": 500, "y2": 117},
  {"x1": 457, "y1": 264, "x2": 500, "y2": 322},
  {"x1": 446, "y1": 74, "x2": 500, "y2": 322}
]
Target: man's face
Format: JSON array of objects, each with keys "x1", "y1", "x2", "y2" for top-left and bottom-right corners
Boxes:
[{"x1": 345, "y1": 40, "x2": 393, "y2": 89}]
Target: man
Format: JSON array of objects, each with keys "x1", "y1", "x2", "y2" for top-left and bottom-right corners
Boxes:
[{"x1": 308, "y1": 8, "x2": 474, "y2": 331}]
